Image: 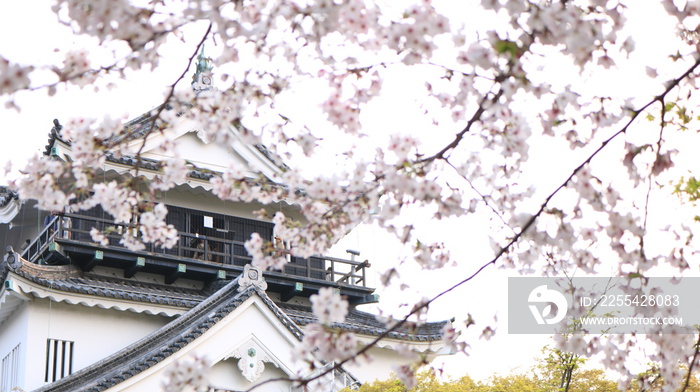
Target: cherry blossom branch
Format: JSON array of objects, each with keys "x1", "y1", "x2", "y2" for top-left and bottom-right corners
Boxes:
[
  {"x1": 422, "y1": 85, "x2": 505, "y2": 163},
  {"x1": 275, "y1": 53, "x2": 700, "y2": 391},
  {"x1": 444, "y1": 158, "x2": 517, "y2": 236},
  {"x1": 237, "y1": 53, "x2": 700, "y2": 392},
  {"x1": 640, "y1": 97, "x2": 670, "y2": 261},
  {"x1": 24, "y1": 27, "x2": 184, "y2": 94}
]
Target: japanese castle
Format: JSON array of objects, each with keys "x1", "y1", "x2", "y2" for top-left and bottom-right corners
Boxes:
[{"x1": 0, "y1": 55, "x2": 447, "y2": 392}]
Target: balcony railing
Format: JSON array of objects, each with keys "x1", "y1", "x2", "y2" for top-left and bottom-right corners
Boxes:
[{"x1": 23, "y1": 213, "x2": 370, "y2": 287}]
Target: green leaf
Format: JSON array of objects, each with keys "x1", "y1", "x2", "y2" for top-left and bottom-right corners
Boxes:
[{"x1": 494, "y1": 39, "x2": 518, "y2": 58}]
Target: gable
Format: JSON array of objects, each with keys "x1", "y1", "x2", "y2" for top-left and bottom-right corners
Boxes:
[
  {"x1": 0, "y1": 189, "x2": 21, "y2": 224},
  {"x1": 141, "y1": 132, "x2": 249, "y2": 174},
  {"x1": 47, "y1": 113, "x2": 286, "y2": 188},
  {"x1": 111, "y1": 295, "x2": 302, "y2": 392},
  {"x1": 113, "y1": 114, "x2": 286, "y2": 182},
  {"x1": 135, "y1": 127, "x2": 263, "y2": 178},
  {"x1": 30, "y1": 268, "x2": 358, "y2": 392}
]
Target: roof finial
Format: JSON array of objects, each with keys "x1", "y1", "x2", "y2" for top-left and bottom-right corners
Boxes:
[{"x1": 192, "y1": 45, "x2": 214, "y2": 91}]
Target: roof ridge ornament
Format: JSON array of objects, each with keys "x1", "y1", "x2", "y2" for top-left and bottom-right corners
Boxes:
[
  {"x1": 4, "y1": 246, "x2": 22, "y2": 272},
  {"x1": 237, "y1": 264, "x2": 268, "y2": 292},
  {"x1": 192, "y1": 45, "x2": 214, "y2": 92}
]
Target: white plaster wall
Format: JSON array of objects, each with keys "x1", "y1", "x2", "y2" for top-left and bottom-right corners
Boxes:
[
  {"x1": 22, "y1": 298, "x2": 174, "y2": 391},
  {"x1": 345, "y1": 345, "x2": 419, "y2": 384},
  {"x1": 140, "y1": 132, "x2": 245, "y2": 174},
  {"x1": 0, "y1": 300, "x2": 29, "y2": 391},
  {"x1": 175, "y1": 132, "x2": 247, "y2": 173}
]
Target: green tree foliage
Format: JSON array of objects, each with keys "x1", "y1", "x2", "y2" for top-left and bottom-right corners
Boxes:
[
  {"x1": 484, "y1": 373, "x2": 541, "y2": 392},
  {"x1": 535, "y1": 346, "x2": 586, "y2": 392},
  {"x1": 349, "y1": 353, "x2": 700, "y2": 392},
  {"x1": 346, "y1": 370, "x2": 479, "y2": 392},
  {"x1": 349, "y1": 367, "x2": 612, "y2": 392},
  {"x1": 568, "y1": 369, "x2": 619, "y2": 392},
  {"x1": 626, "y1": 364, "x2": 700, "y2": 392},
  {"x1": 674, "y1": 176, "x2": 700, "y2": 221}
]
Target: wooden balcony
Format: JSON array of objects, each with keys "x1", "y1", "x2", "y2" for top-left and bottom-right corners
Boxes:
[{"x1": 22, "y1": 213, "x2": 375, "y2": 302}]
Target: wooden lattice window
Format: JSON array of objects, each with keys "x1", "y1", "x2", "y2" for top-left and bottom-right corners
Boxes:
[
  {"x1": 0, "y1": 344, "x2": 20, "y2": 392},
  {"x1": 45, "y1": 339, "x2": 73, "y2": 383}
]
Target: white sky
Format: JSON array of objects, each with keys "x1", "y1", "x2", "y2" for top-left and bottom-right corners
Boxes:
[{"x1": 1, "y1": 0, "x2": 698, "y2": 383}]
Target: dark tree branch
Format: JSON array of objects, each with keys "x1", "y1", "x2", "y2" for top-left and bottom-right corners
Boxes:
[
  {"x1": 423, "y1": 85, "x2": 505, "y2": 163},
  {"x1": 260, "y1": 55, "x2": 700, "y2": 392},
  {"x1": 444, "y1": 158, "x2": 517, "y2": 236}
]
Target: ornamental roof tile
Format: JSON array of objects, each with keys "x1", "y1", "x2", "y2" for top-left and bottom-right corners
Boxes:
[{"x1": 0, "y1": 187, "x2": 18, "y2": 208}]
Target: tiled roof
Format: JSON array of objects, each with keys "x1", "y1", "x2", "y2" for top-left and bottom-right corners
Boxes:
[
  {"x1": 16, "y1": 262, "x2": 208, "y2": 309},
  {"x1": 8, "y1": 261, "x2": 442, "y2": 391},
  {"x1": 109, "y1": 105, "x2": 165, "y2": 145},
  {"x1": 15, "y1": 261, "x2": 445, "y2": 343},
  {"x1": 279, "y1": 302, "x2": 445, "y2": 342},
  {"x1": 33, "y1": 279, "x2": 358, "y2": 392}
]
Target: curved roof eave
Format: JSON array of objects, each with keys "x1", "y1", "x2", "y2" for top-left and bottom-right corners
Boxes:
[
  {"x1": 0, "y1": 187, "x2": 21, "y2": 224},
  {"x1": 3, "y1": 261, "x2": 207, "y2": 318}
]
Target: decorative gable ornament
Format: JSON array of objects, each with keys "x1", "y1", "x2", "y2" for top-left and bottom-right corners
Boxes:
[
  {"x1": 237, "y1": 264, "x2": 268, "y2": 292},
  {"x1": 230, "y1": 338, "x2": 277, "y2": 383}
]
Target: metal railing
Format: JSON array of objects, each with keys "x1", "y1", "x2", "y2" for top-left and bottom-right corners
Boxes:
[
  {"x1": 24, "y1": 213, "x2": 370, "y2": 287},
  {"x1": 21, "y1": 215, "x2": 60, "y2": 264},
  {"x1": 301, "y1": 362, "x2": 360, "y2": 392}
]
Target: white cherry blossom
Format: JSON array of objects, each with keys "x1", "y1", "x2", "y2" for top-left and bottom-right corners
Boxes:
[
  {"x1": 311, "y1": 287, "x2": 348, "y2": 325},
  {"x1": 6, "y1": 0, "x2": 700, "y2": 390}
]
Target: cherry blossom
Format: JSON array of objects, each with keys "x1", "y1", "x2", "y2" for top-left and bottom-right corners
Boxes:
[
  {"x1": 441, "y1": 321, "x2": 468, "y2": 353},
  {"x1": 6, "y1": 0, "x2": 700, "y2": 390},
  {"x1": 0, "y1": 57, "x2": 32, "y2": 95},
  {"x1": 161, "y1": 354, "x2": 211, "y2": 392},
  {"x1": 58, "y1": 50, "x2": 97, "y2": 87},
  {"x1": 393, "y1": 364, "x2": 417, "y2": 390},
  {"x1": 311, "y1": 287, "x2": 348, "y2": 326},
  {"x1": 153, "y1": 159, "x2": 190, "y2": 191},
  {"x1": 89, "y1": 228, "x2": 109, "y2": 247},
  {"x1": 139, "y1": 204, "x2": 179, "y2": 249},
  {"x1": 294, "y1": 322, "x2": 359, "y2": 366}
]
